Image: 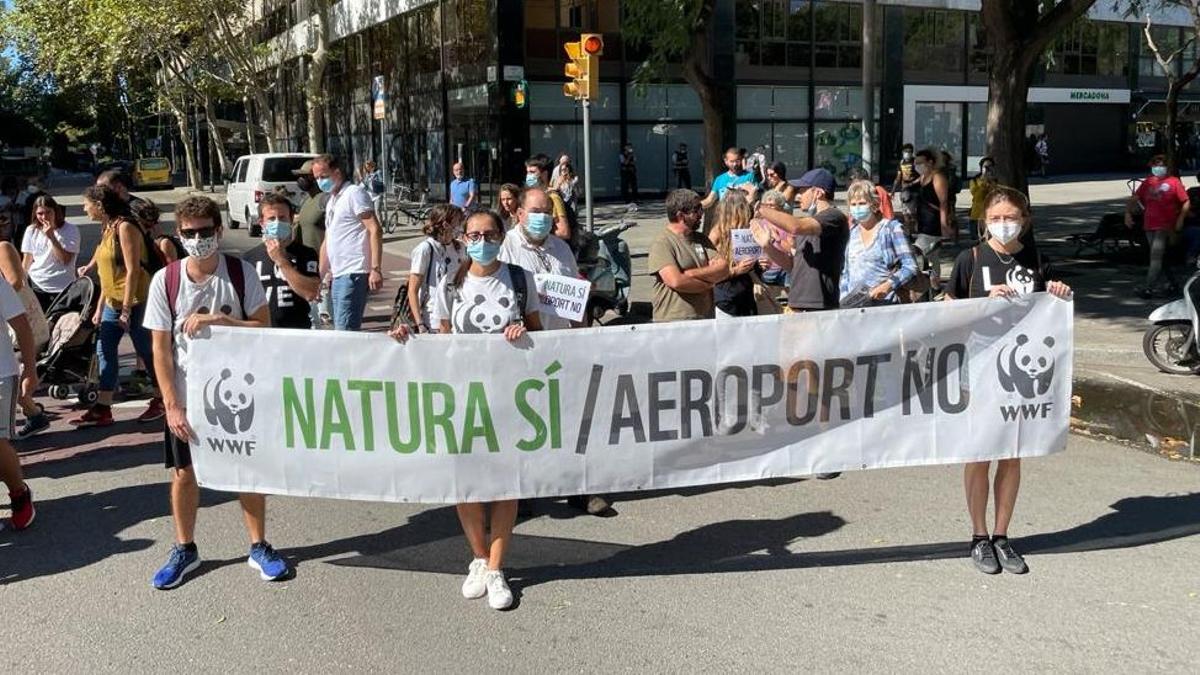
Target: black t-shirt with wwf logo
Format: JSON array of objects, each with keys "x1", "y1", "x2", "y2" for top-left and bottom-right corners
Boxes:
[
  {"x1": 243, "y1": 241, "x2": 320, "y2": 329},
  {"x1": 949, "y1": 243, "x2": 1045, "y2": 300}
]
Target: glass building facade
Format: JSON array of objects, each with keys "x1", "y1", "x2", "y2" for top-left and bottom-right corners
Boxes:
[{"x1": 265, "y1": 0, "x2": 1190, "y2": 202}]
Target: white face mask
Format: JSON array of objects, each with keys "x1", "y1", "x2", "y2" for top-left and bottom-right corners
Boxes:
[
  {"x1": 987, "y1": 220, "x2": 1023, "y2": 245},
  {"x1": 182, "y1": 235, "x2": 220, "y2": 260}
]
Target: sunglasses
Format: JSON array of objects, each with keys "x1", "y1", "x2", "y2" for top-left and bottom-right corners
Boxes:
[
  {"x1": 178, "y1": 225, "x2": 218, "y2": 239},
  {"x1": 463, "y1": 231, "x2": 504, "y2": 243}
]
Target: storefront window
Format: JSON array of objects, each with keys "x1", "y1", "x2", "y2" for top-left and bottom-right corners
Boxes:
[
  {"x1": 627, "y1": 84, "x2": 702, "y2": 121},
  {"x1": 903, "y1": 8, "x2": 966, "y2": 74},
  {"x1": 813, "y1": 122, "x2": 872, "y2": 185},
  {"x1": 1140, "y1": 26, "x2": 1181, "y2": 77},
  {"x1": 530, "y1": 83, "x2": 620, "y2": 121},
  {"x1": 1047, "y1": 19, "x2": 1128, "y2": 77},
  {"x1": 813, "y1": 2, "x2": 862, "y2": 69},
  {"x1": 814, "y1": 87, "x2": 877, "y2": 120},
  {"x1": 967, "y1": 102, "x2": 988, "y2": 173},
  {"x1": 913, "y1": 102, "x2": 963, "y2": 162},
  {"x1": 530, "y1": 122, "x2": 622, "y2": 197},
  {"x1": 735, "y1": 0, "x2": 812, "y2": 68}
]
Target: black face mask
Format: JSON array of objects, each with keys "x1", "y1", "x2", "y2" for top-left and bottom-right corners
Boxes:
[{"x1": 296, "y1": 175, "x2": 315, "y2": 193}]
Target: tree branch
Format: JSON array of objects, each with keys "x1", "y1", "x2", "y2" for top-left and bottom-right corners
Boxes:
[{"x1": 1030, "y1": 0, "x2": 1097, "y2": 52}]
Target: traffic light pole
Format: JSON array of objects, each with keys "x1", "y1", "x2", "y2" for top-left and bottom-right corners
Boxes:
[{"x1": 582, "y1": 98, "x2": 593, "y2": 233}]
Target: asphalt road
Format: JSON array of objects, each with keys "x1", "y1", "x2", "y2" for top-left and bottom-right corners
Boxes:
[{"x1": 3, "y1": 176, "x2": 1198, "y2": 671}]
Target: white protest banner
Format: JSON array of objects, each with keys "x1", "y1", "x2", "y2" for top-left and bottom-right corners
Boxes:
[
  {"x1": 535, "y1": 273, "x2": 591, "y2": 323},
  {"x1": 731, "y1": 229, "x2": 762, "y2": 261},
  {"x1": 188, "y1": 295, "x2": 1073, "y2": 504}
]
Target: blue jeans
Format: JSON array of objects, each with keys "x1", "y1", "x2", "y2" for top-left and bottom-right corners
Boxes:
[
  {"x1": 97, "y1": 304, "x2": 154, "y2": 392},
  {"x1": 331, "y1": 273, "x2": 369, "y2": 331}
]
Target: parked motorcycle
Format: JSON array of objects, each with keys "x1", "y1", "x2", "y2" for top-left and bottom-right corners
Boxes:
[
  {"x1": 1144, "y1": 259, "x2": 1200, "y2": 375},
  {"x1": 575, "y1": 205, "x2": 638, "y2": 325}
]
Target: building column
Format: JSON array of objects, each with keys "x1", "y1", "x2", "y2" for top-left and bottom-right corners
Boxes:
[{"x1": 879, "y1": 5, "x2": 905, "y2": 185}]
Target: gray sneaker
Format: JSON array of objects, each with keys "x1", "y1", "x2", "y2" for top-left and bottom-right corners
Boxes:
[
  {"x1": 992, "y1": 538, "x2": 1029, "y2": 574},
  {"x1": 971, "y1": 539, "x2": 1001, "y2": 574}
]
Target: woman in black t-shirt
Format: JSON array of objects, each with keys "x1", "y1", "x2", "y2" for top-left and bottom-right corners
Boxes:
[{"x1": 947, "y1": 186, "x2": 1072, "y2": 577}]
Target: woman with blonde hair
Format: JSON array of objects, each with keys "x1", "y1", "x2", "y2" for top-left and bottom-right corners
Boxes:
[
  {"x1": 839, "y1": 179, "x2": 918, "y2": 306},
  {"x1": 706, "y1": 192, "x2": 758, "y2": 317},
  {"x1": 946, "y1": 185, "x2": 1072, "y2": 576}
]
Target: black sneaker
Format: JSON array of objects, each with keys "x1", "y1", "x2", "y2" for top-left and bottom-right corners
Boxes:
[
  {"x1": 16, "y1": 410, "x2": 50, "y2": 439},
  {"x1": 816, "y1": 472, "x2": 842, "y2": 480},
  {"x1": 992, "y1": 537, "x2": 1029, "y2": 574},
  {"x1": 971, "y1": 538, "x2": 1001, "y2": 574}
]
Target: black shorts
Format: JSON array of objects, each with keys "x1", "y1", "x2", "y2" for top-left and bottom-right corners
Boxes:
[{"x1": 163, "y1": 424, "x2": 193, "y2": 470}]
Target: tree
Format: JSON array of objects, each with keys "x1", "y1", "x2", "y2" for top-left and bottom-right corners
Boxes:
[
  {"x1": 304, "y1": 0, "x2": 332, "y2": 154},
  {"x1": 622, "y1": 0, "x2": 727, "y2": 187},
  {"x1": 1141, "y1": 2, "x2": 1200, "y2": 174},
  {"x1": 979, "y1": 0, "x2": 1099, "y2": 193}
]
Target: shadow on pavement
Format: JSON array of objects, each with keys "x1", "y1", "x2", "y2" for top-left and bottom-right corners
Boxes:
[
  {"x1": 0, "y1": 457, "x2": 234, "y2": 585},
  {"x1": 287, "y1": 491, "x2": 1200, "y2": 590}
]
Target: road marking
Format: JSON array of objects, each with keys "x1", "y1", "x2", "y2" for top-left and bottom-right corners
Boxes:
[{"x1": 1075, "y1": 367, "x2": 1173, "y2": 396}]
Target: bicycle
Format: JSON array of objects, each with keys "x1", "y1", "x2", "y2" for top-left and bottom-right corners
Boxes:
[{"x1": 381, "y1": 183, "x2": 433, "y2": 233}]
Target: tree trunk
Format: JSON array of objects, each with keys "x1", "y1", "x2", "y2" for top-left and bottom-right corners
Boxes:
[
  {"x1": 306, "y1": 0, "x2": 331, "y2": 154},
  {"x1": 170, "y1": 103, "x2": 202, "y2": 190},
  {"x1": 681, "y1": 0, "x2": 723, "y2": 189},
  {"x1": 985, "y1": 44, "x2": 1036, "y2": 194},
  {"x1": 243, "y1": 96, "x2": 258, "y2": 154},
  {"x1": 203, "y1": 97, "x2": 230, "y2": 178},
  {"x1": 253, "y1": 90, "x2": 278, "y2": 153},
  {"x1": 861, "y1": 0, "x2": 877, "y2": 178}
]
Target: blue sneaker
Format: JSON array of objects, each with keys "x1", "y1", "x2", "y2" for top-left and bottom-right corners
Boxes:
[
  {"x1": 248, "y1": 542, "x2": 290, "y2": 581},
  {"x1": 152, "y1": 544, "x2": 201, "y2": 590}
]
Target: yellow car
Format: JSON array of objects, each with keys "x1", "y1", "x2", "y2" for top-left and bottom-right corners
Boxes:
[{"x1": 133, "y1": 157, "x2": 173, "y2": 189}]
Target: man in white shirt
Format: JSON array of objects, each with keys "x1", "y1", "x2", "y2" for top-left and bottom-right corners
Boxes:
[
  {"x1": 498, "y1": 187, "x2": 578, "y2": 331},
  {"x1": 311, "y1": 154, "x2": 384, "y2": 331}
]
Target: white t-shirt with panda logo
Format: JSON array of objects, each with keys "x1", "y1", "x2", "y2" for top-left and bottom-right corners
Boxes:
[
  {"x1": 143, "y1": 256, "x2": 268, "y2": 405},
  {"x1": 431, "y1": 264, "x2": 538, "y2": 335}
]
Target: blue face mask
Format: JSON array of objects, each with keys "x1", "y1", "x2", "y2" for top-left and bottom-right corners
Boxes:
[
  {"x1": 316, "y1": 177, "x2": 336, "y2": 193},
  {"x1": 264, "y1": 219, "x2": 292, "y2": 241},
  {"x1": 1151, "y1": 165, "x2": 1168, "y2": 178},
  {"x1": 524, "y1": 212, "x2": 553, "y2": 240},
  {"x1": 524, "y1": 174, "x2": 540, "y2": 188},
  {"x1": 848, "y1": 205, "x2": 873, "y2": 222},
  {"x1": 466, "y1": 239, "x2": 501, "y2": 265}
]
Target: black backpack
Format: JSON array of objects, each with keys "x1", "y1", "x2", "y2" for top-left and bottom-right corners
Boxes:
[{"x1": 114, "y1": 218, "x2": 167, "y2": 276}]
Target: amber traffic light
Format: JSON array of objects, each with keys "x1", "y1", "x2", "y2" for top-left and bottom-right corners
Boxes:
[{"x1": 563, "y1": 34, "x2": 603, "y2": 101}]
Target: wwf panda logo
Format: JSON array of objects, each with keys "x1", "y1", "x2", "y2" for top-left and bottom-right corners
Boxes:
[
  {"x1": 1005, "y1": 266, "x2": 1037, "y2": 296},
  {"x1": 997, "y1": 334, "x2": 1056, "y2": 399},
  {"x1": 203, "y1": 368, "x2": 256, "y2": 434},
  {"x1": 452, "y1": 293, "x2": 514, "y2": 334}
]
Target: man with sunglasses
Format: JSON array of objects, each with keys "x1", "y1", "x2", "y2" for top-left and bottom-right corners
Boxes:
[
  {"x1": 650, "y1": 189, "x2": 730, "y2": 323},
  {"x1": 142, "y1": 196, "x2": 287, "y2": 590},
  {"x1": 311, "y1": 154, "x2": 384, "y2": 331}
]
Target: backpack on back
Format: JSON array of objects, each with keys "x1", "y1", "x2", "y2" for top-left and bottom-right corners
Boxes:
[{"x1": 163, "y1": 254, "x2": 247, "y2": 332}]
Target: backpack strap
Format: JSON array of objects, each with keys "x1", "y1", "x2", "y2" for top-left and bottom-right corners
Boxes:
[
  {"x1": 969, "y1": 245, "x2": 980, "y2": 298},
  {"x1": 224, "y1": 254, "x2": 247, "y2": 317},
  {"x1": 507, "y1": 263, "x2": 528, "y2": 322},
  {"x1": 165, "y1": 259, "x2": 184, "y2": 331}
]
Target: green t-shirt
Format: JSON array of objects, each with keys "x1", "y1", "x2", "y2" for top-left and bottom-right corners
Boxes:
[
  {"x1": 295, "y1": 192, "x2": 328, "y2": 251},
  {"x1": 648, "y1": 228, "x2": 716, "y2": 322}
]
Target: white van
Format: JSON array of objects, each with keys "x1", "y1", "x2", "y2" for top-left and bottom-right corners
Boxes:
[{"x1": 226, "y1": 153, "x2": 317, "y2": 236}]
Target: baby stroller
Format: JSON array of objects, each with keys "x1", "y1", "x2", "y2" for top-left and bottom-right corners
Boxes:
[{"x1": 37, "y1": 276, "x2": 101, "y2": 406}]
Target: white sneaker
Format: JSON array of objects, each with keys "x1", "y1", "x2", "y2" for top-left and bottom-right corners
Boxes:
[
  {"x1": 485, "y1": 569, "x2": 513, "y2": 610},
  {"x1": 461, "y1": 558, "x2": 488, "y2": 599}
]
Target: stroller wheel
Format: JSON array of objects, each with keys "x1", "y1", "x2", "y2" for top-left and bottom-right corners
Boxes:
[
  {"x1": 78, "y1": 388, "x2": 99, "y2": 406},
  {"x1": 49, "y1": 385, "x2": 70, "y2": 400}
]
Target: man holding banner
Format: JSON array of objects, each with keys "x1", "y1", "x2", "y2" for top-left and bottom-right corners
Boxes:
[{"x1": 143, "y1": 197, "x2": 289, "y2": 590}]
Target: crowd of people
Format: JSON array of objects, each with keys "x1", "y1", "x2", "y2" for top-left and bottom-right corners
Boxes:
[{"x1": 0, "y1": 143, "x2": 1082, "y2": 612}]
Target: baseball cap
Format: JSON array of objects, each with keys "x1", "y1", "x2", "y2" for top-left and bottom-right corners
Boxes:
[
  {"x1": 788, "y1": 168, "x2": 836, "y2": 195},
  {"x1": 293, "y1": 159, "x2": 315, "y2": 176}
]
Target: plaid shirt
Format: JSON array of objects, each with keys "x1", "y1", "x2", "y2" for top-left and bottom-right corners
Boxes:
[{"x1": 839, "y1": 218, "x2": 918, "y2": 303}]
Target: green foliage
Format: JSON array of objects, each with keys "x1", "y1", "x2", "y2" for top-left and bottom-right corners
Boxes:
[{"x1": 622, "y1": 0, "x2": 706, "y2": 86}]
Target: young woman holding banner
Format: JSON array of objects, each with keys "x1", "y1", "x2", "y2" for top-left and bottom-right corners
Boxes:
[
  {"x1": 390, "y1": 210, "x2": 541, "y2": 610},
  {"x1": 707, "y1": 192, "x2": 758, "y2": 317},
  {"x1": 945, "y1": 186, "x2": 1073, "y2": 576}
]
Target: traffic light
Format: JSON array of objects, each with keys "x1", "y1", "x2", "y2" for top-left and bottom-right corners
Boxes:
[{"x1": 563, "y1": 33, "x2": 604, "y2": 101}]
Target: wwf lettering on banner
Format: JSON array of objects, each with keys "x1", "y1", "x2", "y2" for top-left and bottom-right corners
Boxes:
[
  {"x1": 731, "y1": 229, "x2": 762, "y2": 262},
  {"x1": 535, "y1": 273, "x2": 591, "y2": 323}
]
